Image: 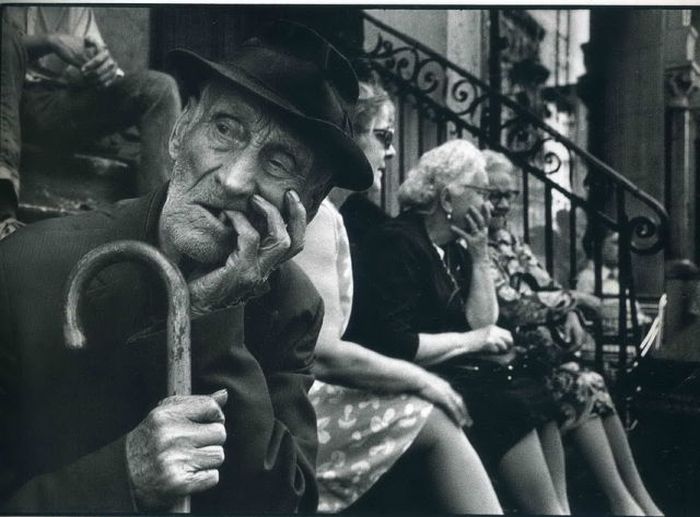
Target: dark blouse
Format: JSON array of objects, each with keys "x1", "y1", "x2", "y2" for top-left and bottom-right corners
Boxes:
[
  {"x1": 345, "y1": 211, "x2": 473, "y2": 361},
  {"x1": 339, "y1": 193, "x2": 389, "y2": 257}
]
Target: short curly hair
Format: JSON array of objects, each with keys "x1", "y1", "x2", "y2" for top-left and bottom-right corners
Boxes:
[
  {"x1": 398, "y1": 139, "x2": 486, "y2": 211},
  {"x1": 482, "y1": 149, "x2": 516, "y2": 178}
]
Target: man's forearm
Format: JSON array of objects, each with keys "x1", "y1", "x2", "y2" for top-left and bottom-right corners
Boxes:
[{"x1": 21, "y1": 34, "x2": 56, "y2": 61}]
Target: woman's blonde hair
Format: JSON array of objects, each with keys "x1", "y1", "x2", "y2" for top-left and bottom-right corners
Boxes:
[
  {"x1": 352, "y1": 75, "x2": 391, "y2": 136},
  {"x1": 398, "y1": 139, "x2": 486, "y2": 212}
]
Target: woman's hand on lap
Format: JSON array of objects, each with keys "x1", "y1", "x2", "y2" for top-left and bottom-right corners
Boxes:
[{"x1": 416, "y1": 371, "x2": 472, "y2": 428}]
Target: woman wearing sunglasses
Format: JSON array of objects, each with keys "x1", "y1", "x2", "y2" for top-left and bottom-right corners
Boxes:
[
  {"x1": 295, "y1": 77, "x2": 502, "y2": 513},
  {"x1": 345, "y1": 139, "x2": 571, "y2": 515}
]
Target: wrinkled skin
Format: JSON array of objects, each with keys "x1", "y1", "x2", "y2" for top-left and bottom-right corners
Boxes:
[
  {"x1": 128, "y1": 80, "x2": 330, "y2": 509},
  {"x1": 160, "y1": 80, "x2": 328, "y2": 313}
]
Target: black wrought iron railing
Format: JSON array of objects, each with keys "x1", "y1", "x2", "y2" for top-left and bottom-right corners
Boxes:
[{"x1": 355, "y1": 12, "x2": 669, "y2": 381}]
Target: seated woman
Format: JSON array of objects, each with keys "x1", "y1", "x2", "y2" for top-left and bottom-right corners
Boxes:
[
  {"x1": 483, "y1": 149, "x2": 663, "y2": 516},
  {"x1": 345, "y1": 139, "x2": 571, "y2": 516},
  {"x1": 294, "y1": 80, "x2": 502, "y2": 514}
]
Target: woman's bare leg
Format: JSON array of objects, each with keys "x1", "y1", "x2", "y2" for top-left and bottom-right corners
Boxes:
[
  {"x1": 570, "y1": 416, "x2": 644, "y2": 515},
  {"x1": 497, "y1": 429, "x2": 566, "y2": 515},
  {"x1": 602, "y1": 413, "x2": 663, "y2": 515},
  {"x1": 412, "y1": 409, "x2": 503, "y2": 514},
  {"x1": 538, "y1": 421, "x2": 571, "y2": 513}
]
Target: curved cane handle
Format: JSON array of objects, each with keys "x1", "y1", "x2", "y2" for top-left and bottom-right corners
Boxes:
[{"x1": 63, "y1": 240, "x2": 191, "y2": 512}]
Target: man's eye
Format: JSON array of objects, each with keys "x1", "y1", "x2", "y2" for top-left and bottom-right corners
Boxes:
[
  {"x1": 212, "y1": 118, "x2": 245, "y2": 142},
  {"x1": 267, "y1": 153, "x2": 295, "y2": 175},
  {"x1": 215, "y1": 122, "x2": 230, "y2": 135}
]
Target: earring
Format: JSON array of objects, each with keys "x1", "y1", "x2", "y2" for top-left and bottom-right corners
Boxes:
[{"x1": 446, "y1": 211, "x2": 452, "y2": 221}]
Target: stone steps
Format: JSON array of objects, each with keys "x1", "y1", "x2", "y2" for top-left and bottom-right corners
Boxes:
[{"x1": 17, "y1": 143, "x2": 137, "y2": 223}]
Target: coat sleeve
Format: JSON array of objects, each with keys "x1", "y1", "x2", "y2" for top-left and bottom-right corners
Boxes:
[
  {"x1": 0, "y1": 247, "x2": 136, "y2": 512},
  {"x1": 0, "y1": 438, "x2": 136, "y2": 512},
  {"x1": 189, "y1": 263, "x2": 321, "y2": 513}
]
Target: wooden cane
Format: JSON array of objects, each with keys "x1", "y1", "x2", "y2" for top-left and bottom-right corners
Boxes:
[{"x1": 63, "y1": 240, "x2": 191, "y2": 513}]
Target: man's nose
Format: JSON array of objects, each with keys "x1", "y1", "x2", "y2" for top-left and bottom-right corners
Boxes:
[{"x1": 214, "y1": 152, "x2": 257, "y2": 199}]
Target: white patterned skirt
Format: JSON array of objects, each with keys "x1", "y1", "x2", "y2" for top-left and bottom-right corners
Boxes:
[{"x1": 310, "y1": 381, "x2": 434, "y2": 513}]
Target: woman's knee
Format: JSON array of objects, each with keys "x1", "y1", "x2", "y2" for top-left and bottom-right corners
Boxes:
[{"x1": 415, "y1": 407, "x2": 466, "y2": 452}]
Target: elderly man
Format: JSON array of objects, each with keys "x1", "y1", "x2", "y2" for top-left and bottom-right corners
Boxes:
[{"x1": 0, "y1": 21, "x2": 372, "y2": 513}]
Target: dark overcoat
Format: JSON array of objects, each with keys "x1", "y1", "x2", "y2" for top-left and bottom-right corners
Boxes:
[{"x1": 0, "y1": 188, "x2": 321, "y2": 512}]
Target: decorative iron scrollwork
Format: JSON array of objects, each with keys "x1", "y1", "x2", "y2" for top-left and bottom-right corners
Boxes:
[
  {"x1": 357, "y1": 12, "x2": 667, "y2": 264},
  {"x1": 627, "y1": 216, "x2": 666, "y2": 255}
]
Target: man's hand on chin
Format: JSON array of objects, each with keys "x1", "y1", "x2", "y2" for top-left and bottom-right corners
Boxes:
[{"x1": 187, "y1": 190, "x2": 306, "y2": 315}]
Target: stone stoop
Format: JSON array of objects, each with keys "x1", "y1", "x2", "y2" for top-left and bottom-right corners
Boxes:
[{"x1": 17, "y1": 143, "x2": 137, "y2": 223}]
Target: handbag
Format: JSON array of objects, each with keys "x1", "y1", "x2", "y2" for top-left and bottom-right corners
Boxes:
[{"x1": 430, "y1": 346, "x2": 528, "y2": 387}]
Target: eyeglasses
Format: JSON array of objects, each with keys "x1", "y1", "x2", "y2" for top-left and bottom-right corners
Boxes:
[
  {"x1": 488, "y1": 189, "x2": 520, "y2": 203},
  {"x1": 462, "y1": 185, "x2": 493, "y2": 201},
  {"x1": 373, "y1": 128, "x2": 394, "y2": 150}
]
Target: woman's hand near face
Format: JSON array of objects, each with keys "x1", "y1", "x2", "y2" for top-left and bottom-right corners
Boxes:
[
  {"x1": 451, "y1": 203, "x2": 491, "y2": 263},
  {"x1": 187, "y1": 190, "x2": 306, "y2": 315}
]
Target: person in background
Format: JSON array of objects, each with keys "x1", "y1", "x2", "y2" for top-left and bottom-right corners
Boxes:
[
  {"x1": 484, "y1": 149, "x2": 663, "y2": 516},
  {"x1": 295, "y1": 79, "x2": 502, "y2": 514},
  {"x1": 1, "y1": 6, "x2": 181, "y2": 239},
  {"x1": 346, "y1": 139, "x2": 571, "y2": 515},
  {"x1": 329, "y1": 63, "x2": 392, "y2": 257},
  {"x1": 577, "y1": 228, "x2": 652, "y2": 335}
]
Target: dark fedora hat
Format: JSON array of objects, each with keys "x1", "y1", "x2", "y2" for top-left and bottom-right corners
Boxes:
[{"x1": 167, "y1": 20, "x2": 373, "y2": 191}]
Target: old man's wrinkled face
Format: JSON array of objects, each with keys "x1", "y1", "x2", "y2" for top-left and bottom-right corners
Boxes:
[{"x1": 160, "y1": 80, "x2": 318, "y2": 267}]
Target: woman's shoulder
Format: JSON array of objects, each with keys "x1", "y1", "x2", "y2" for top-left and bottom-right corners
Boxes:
[
  {"x1": 360, "y1": 213, "x2": 434, "y2": 271},
  {"x1": 365, "y1": 213, "x2": 426, "y2": 249}
]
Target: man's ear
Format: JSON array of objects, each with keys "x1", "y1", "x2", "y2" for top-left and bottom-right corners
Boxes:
[
  {"x1": 168, "y1": 98, "x2": 197, "y2": 160},
  {"x1": 439, "y1": 185, "x2": 453, "y2": 215}
]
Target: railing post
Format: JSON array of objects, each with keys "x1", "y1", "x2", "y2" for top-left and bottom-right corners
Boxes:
[
  {"x1": 522, "y1": 167, "x2": 530, "y2": 243},
  {"x1": 592, "y1": 214, "x2": 605, "y2": 373},
  {"x1": 488, "y1": 10, "x2": 503, "y2": 145},
  {"x1": 544, "y1": 185, "x2": 554, "y2": 275},
  {"x1": 569, "y1": 204, "x2": 578, "y2": 289}
]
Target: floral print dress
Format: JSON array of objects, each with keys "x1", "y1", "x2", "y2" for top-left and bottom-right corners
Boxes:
[
  {"x1": 487, "y1": 228, "x2": 615, "y2": 432},
  {"x1": 295, "y1": 200, "x2": 434, "y2": 513}
]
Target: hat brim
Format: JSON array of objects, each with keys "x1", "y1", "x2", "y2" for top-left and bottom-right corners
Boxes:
[{"x1": 167, "y1": 48, "x2": 374, "y2": 192}]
